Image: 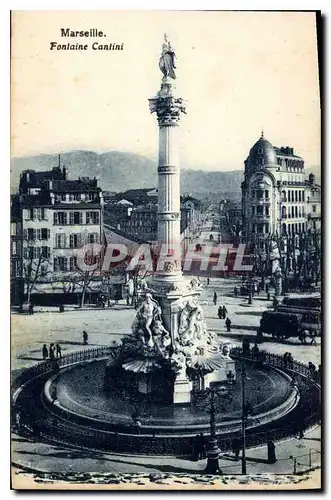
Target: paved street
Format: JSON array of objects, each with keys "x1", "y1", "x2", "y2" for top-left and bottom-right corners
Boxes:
[
  {"x1": 11, "y1": 273, "x2": 321, "y2": 477},
  {"x1": 12, "y1": 276, "x2": 321, "y2": 371}
]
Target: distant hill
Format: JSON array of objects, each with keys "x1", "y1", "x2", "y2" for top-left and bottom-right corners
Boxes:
[{"x1": 10, "y1": 150, "x2": 320, "y2": 201}]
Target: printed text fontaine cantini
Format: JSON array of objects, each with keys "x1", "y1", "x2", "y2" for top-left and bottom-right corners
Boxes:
[{"x1": 50, "y1": 28, "x2": 124, "y2": 51}]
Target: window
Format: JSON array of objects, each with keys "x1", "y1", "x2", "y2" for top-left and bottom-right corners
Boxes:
[
  {"x1": 54, "y1": 212, "x2": 68, "y2": 225},
  {"x1": 61, "y1": 194, "x2": 67, "y2": 202},
  {"x1": 257, "y1": 224, "x2": 264, "y2": 234},
  {"x1": 41, "y1": 228, "x2": 50, "y2": 240},
  {"x1": 282, "y1": 206, "x2": 287, "y2": 218},
  {"x1": 265, "y1": 207, "x2": 269, "y2": 217},
  {"x1": 27, "y1": 228, "x2": 35, "y2": 240},
  {"x1": 302, "y1": 191, "x2": 305, "y2": 202},
  {"x1": 25, "y1": 246, "x2": 35, "y2": 259},
  {"x1": 291, "y1": 206, "x2": 295, "y2": 218},
  {"x1": 312, "y1": 205, "x2": 317, "y2": 213},
  {"x1": 295, "y1": 191, "x2": 298, "y2": 202},
  {"x1": 86, "y1": 211, "x2": 100, "y2": 224},
  {"x1": 69, "y1": 256, "x2": 77, "y2": 271},
  {"x1": 69, "y1": 234, "x2": 82, "y2": 248},
  {"x1": 298, "y1": 191, "x2": 301, "y2": 202},
  {"x1": 41, "y1": 246, "x2": 50, "y2": 258},
  {"x1": 256, "y1": 190, "x2": 263, "y2": 199},
  {"x1": 251, "y1": 206, "x2": 256, "y2": 216},
  {"x1": 257, "y1": 206, "x2": 263, "y2": 215},
  {"x1": 295, "y1": 206, "x2": 298, "y2": 218},
  {"x1": 70, "y1": 212, "x2": 83, "y2": 225},
  {"x1": 40, "y1": 263, "x2": 49, "y2": 275},
  {"x1": 55, "y1": 233, "x2": 66, "y2": 248},
  {"x1": 265, "y1": 190, "x2": 269, "y2": 199},
  {"x1": 252, "y1": 190, "x2": 256, "y2": 199},
  {"x1": 265, "y1": 224, "x2": 269, "y2": 233},
  {"x1": 87, "y1": 233, "x2": 100, "y2": 244},
  {"x1": 291, "y1": 191, "x2": 294, "y2": 202},
  {"x1": 54, "y1": 257, "x2": 67, "y2": 272},
  {"x1": 252, "y1": 224, "x2": 256, "y2": 234}
]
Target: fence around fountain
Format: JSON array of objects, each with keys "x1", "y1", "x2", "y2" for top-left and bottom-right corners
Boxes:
[{"x1": 11, "y1": 345, "x2": 321, "y2": 456}]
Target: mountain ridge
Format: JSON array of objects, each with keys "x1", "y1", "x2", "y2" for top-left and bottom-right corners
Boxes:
[{"x1": 11, "y1": 150, "x2": 320, "y2": 201}]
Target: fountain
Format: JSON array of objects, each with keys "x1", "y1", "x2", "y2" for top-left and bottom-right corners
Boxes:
[{"x1": 104, "y1": 34, "x2": 236, "y2": 405}]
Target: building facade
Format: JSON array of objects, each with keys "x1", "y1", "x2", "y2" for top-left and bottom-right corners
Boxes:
[
  {"x1": 241, "y1": 133, "x2": 321, "y2": 249},
  {"x1": 11, "y1": 166, "x2": 103, "y2": 302}
]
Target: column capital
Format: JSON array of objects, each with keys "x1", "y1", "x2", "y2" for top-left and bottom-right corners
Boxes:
[{"x1": 149, "y1": 96, "x2": 187, "y2": 127}]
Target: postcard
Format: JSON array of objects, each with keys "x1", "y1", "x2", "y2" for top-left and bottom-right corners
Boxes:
[{"x1": 10, "y1": 10, "x2": 321, "y2": 490}]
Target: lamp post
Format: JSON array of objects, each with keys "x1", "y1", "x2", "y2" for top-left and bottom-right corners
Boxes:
[
  {"x1": 194, "y1": 383, "x2": 233, "y2": 475},
  {"x1": 241, "y1": 365, "x2": 247, "y2": 475}
]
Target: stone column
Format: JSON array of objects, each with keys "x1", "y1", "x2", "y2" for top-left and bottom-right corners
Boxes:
[{"x1": 149, "y1": 77, "x2": 186, "y2": 283}]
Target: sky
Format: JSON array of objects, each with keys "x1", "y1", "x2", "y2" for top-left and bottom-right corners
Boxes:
[{"x1": 11, "y1": 11, "x2": 320, "y2": 171}]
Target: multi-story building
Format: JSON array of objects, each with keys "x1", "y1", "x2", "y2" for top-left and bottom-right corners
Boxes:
[
  {"x1": 11, "y1": 165, "x2": 103, "y2": 303},
  {"x1": 241, "y1": 133, "x2": 321, "y2": 249}
]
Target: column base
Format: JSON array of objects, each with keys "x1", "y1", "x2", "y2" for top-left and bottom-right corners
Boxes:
[{"x1": 173, "y1": 370, "x2": 192, "y2": 404}]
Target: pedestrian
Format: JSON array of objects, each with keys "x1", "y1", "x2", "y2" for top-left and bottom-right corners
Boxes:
[
  {"x1": 225, "y1": 317, "x2": 231, "y2": 332},
  {"x1": 213, "y1": 292, "x2": 217, "y2": 306},
  {"x1": 55, "y1": 343, "x2": 62, "y2": 359},
  {"x1": 199, "y1": 432, "x2": 206, "y2": 459},
  {"x1": 59, "y1": 304, "x2": 64, "y2": 313},
  {"x1": 265, "y1": 283, "x2": 269, "y2": 294},
  {"x1": 256, "y1": 327, "x2": 263, "y2": 343},
  {"x1": 242, "y1": 338, "x2": 250, "y2": 355},
  {"x1": 273, "y1": 296, "x2": 279, "y2": 309},
  {"x1": 287, "y1": 353, "x2": 294, "y2": 369},
  {"x1": 309, "y1": 330, "x2": 317, "y2": 346},
  {"x1": 49, "y1": 343, "x2": 55, "y2": 360},
  {"x1": 207, "y1": 277, "x2": 210, "y2": 286},
  {"x1": 222, "y1": 305, "x2": 228, "y2": 319},
  {"x1": 296, "y1": 422, "x2": 305, "y2": 440},
  {"x1": 42, "y1": 343, "x2": 48, "y2": 360},
  {"x1": 267, "y1": 438, "x2": 277, "y2": 463},
  {"x1": 231, "y1": 437, "x2": 241, "y2": 461},
  {"x1": 192, "y1": 434, "x2": 200, "y2": 461},
  {"x1": 234, "y1": 286, "x2": 238, "y2": 297},
  {"x1": 28, "y1": 302, "x2": 34, "y2": 315},
  {"x1": 301, "y1": 330, "x2": 308, "y2": 345},
  {"x1": 218, "y1": 306, "x2": 223, "y2": 320},
  {"x1": 267, "y1": 292, "x2": 271, "y2": 301},
  {"x1": 83, "y1": 330, "x2": 88, "y2": 345},
  {"x1": 252, "y1": 343, "x2": 259, "y2": 359},
  {"x1": 15, "y1": 410, "x2": 21, "y2": 431}
]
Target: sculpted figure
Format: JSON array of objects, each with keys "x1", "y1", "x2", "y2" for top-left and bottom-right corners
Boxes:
[
  {"x1": 132, "y1": 292, "x2": 159, "y2": 348},
  {"x1": 152, "y1": 319, "x2": 171, "y2": 358},
  {"x1": 159, "y1": 34, "x2": 176, "y2": 80}
]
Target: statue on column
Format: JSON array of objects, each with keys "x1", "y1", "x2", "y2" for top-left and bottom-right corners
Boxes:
[{"x1": 159, "y1": 34, "x2": 176, "y2": 80}]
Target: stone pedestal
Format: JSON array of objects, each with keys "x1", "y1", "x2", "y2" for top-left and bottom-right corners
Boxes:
[
  {"x1": 173, "y1": 369, "x2": 192, "y2": 404},
  {"x1": 204, "y1": 359, "x2": 236, "y2": 388},
  {"x1": 138, "y1": 375, "x2": 152, "y2": 395}
]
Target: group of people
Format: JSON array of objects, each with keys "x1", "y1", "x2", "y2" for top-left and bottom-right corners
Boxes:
[
  {"x1": 217, "y1": 305, "x2": 228, "y2": 319},
  {"x1": 214, "y1": 294, "x2": 232, "y2": 332},
  {"x1": 42, "y1": 343, "x2": 62, "y2": 360}
]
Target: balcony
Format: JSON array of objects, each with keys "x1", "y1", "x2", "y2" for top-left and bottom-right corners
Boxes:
[{"x1": 254, "y1": 199, "x2": 270, "y2": 205}]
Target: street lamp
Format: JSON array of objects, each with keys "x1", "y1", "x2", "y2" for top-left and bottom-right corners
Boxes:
[
  {"x1": 194, "y1": 384, "x2": 233, "y2": 474},
  {"x1": 238, "y1": 363, "x2": 253, "y2": 475}
]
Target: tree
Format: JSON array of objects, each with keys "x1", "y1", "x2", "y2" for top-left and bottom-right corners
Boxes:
[{"x1": 21, "y1": 252, "x2": 52, "y2": 304}]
